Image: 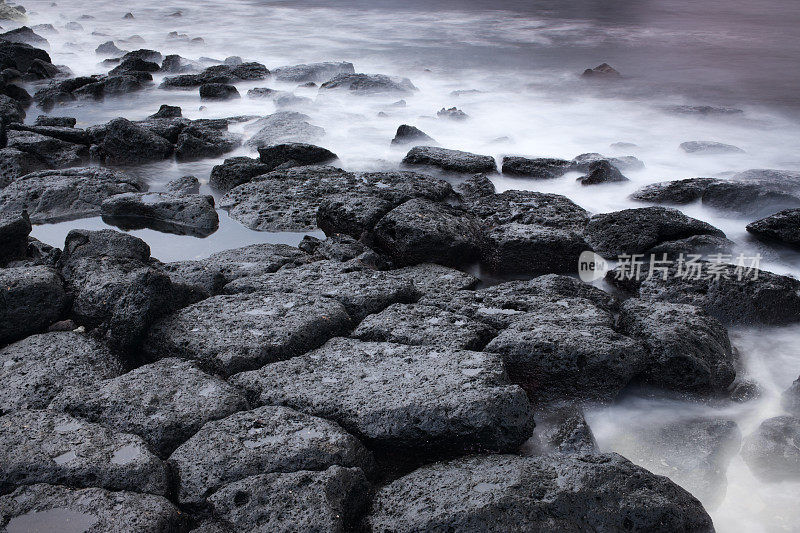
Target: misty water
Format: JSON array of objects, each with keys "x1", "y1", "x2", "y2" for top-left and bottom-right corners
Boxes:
[{"x1": 19, "y1": 0, "x2": 800, "y2": 530}]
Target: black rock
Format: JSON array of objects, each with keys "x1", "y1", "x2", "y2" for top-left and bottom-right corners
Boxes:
[
  {"x1": 524, "y1": 405, "x2": 599, "y2": 456},
  {"x1": 465, "y1": 189, "x2": 590, "y2": 231},
  {"x1": 0, "y1": 266, "x2": 67, "y2": 345},
  {"x1": 257, "y1": 142, "x2": 337, "y2": 169},
  {"x1": 456, "y1": 173, "x2": 495, "y2": 199},
  {"x1": 120, "y1": 48, "x2": 162, "y2": 64},
  {"x1": 167, "y1": 405, "x2": 374, "y2": 508},
  {"x1": 164, "y1": 174, "x2": 200, "y2": 196},
  {"x1": 481, "y1": 222, "x2": 590, "y2": 275},
  {"x1": 741, "y1": 416, "x2": 800, "y2": 482},
  {"x1": 0, "y1": 409, "x2": 168, "y2": 494},
  {"x1": 582, "y1": 63, "x2": 622, "y2": 78},
  {"x1": 570, "y1": 152, "x2": 644, "y2": 172},
  {"x1": 585, "y1": 206, "x2": 726, "y2": 258},
  {"x1": 0, "y1": 93, "x2": 24, "y2": 123},
  {"x1": 34, "y1": 115, "x2": 76, "y2": 127},
  {"x1": 231, "y1": 338, "x2": 534, "y2": 456},
  {"x1": 320, "y1": 73, "x2": 417, "y2": 95},
  {"x1": 371, "y1": 198, "x2": 484, "y2": 267},
  {"x1": 0, "y1": 40, "x2": 51, "y2": 73},
  {"x1": 223, "y1": 259, "x2": 417, "y2": 322},
  {"x1": 6, "y1": 129, "x2": 87, "y2": 168},
  {"x1": 352, "y1": 303, "x2": 496, "y2": 350},
  {"x1": 437, "y1": 106, "x2": 468, "y2": 120},
  {"x1": 0, "y1": 26, "x2": 49, "y2": 47},
  {"x1": 0, "y1": 167, "x2": 143, "y2": 223},
  {"x1": 618, "y1": 298, "x2": 736, "y2": 394},
  {"x1": 144, "y1": 292, "x2": 351, "y2": 375},
  {"x1": 199, "y1": 82, "x2": 240, "y2": 100},
  {"x1": 0, "y1": 210, "x2": 30, "y2": 263},
  {"x1": 631, "y1": 178, "x2": 723, "y2": 205},
  {"x1": 369, "y1": 453, "x2": 714, "y2": 532},
  {"x1": 101, "y1": 192, "x2": 219, "y2": 236},
  {"x1": 207, "y1": 467, "x2": 369, "y2": 532},
  {"x1": 391, "y1": 124, "x2": 436, "y2": 146},
  {"x1": 388, "y1": 262, "x2": 478, "y2": 299},
  {"x1": 175, "y1": 121, "x2": 242, "y2": 161},
  {"x1": 0, "y1": 484, "x2": 185, "y2": 532},
  {"x1": 108, "y1": 57, "x2": 159, "y2": 76},
  {"x1": 273, "y1": 61, "x2": 354, "y2": 83},
  {"x1": 209, "y1": 156, "x2": 273, "y2": 192},
  {"x1": 647, "y1": 234, "x2": 735, "y2": 257},
  {"x1": 317, "y1": 193, "x2": 394, "y2": 240},
  {"x1": 50, "y1": 358, "x2": 248, "y2": 456},
  {"x1": 404, "y1": 146, "x2": 496, "y2": 173},
  {"x1": 746, "y1": 208, "x2": 800, "y2": 248},
  {"x1": 577, "y1": 159, "x2": 629, "y2": 185},
  {"x1": 246, "y1": 87, "x2": 278, "y2": 99},
  {"x1": 680, "y1": 140, "x2": 745, "y2": 154},
  {"x1": 702, "y1": 180, "x2": 800, "y2": 217},
  {"x1": 501, "y1": 156, "x2": 572, "y2": 179},
  {"x1": 0, "y1": 332, "x2": 121, "y2": 413},
  {"x1": 89, "y1": 117, "x2": 173, "y2": 165}
]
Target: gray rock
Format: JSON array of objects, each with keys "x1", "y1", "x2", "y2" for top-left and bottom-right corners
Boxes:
[
  {"x1": 585, "y1": 206, "x2": 726, "y2": 258},
  {"x1": 741, "y1": 416, "x2": 800, "y2": 482},
  {"x1": 246, "y1": 87, "x2": 278, "y2": 99},
  {"x1": 387, "y1": 263, "x2": 478, "y2": 299},
  {"x1": 570, "y1": 152, "x2": 644, "y2": 172},
  {"x1": 0, "y1": 94, "x2": 25, "y2": 123},
  {"x1": 577, "y1": 159, "x2": 629, "y2": 185},
  {"x1": 582, "y1": 62, "x2": 622, "y2": 78},
  {"x1": 618, "y1": 299, "x2": 736, "y2": 394},
  {"x1": 0, "y1": 484, "x2": 185, "y2": 532},
  {"x1": 223, "y1": 260, "x2": 417, "y2": 322},
  {"x1": 320, "y1": 73, "x2": 417, "y2": 95},
  {"x1": 630, "y1": 177, "x2": 722, "y2": 205},
  {"x1": 784, "y1": 376, "x2": 800, "y2": 416},
  {"x1": 391, "y1": 124, "x2": 436, "y2": 146},
  {"x1": 207, "y1": 466, "x2": 369, "y2": 533},
  {"x1": 164, "y1": 174, "x2": 199, "y2": 195},
  {"x1": 245, "y1": 111, "x2": 325, "y2": 149},
  {"x1": 481, "y1": 222, "x2": 589, "y2": 274},
  {"x1": 523, "y1": 405, "x2": 598, "y2": 456},
  {"x1": 317, "y1": 193, "x2": 394, "y2": 240},
  {"x1": 273, "y1": 61, "x2": 354, "y2": 83},
  {"x1": 0, "y1": 40, "x2": 51, "y2": 73},
  {"x1": 231, "y1": 338, "x2": 534, "y2": 455},
  {"x1": 0, "y1": 332, "x2": 121, "y2": 413},
  {"x1": 199, "y1": 83, "x2": 240, "y2": 100},
  {"x1": 148, "y1": 104, "x2": 181, "y2": 119},
  {"x1": 0, "y1": 147, "x2": 49, "y2": 187},
  {"x1": 174, "y1": 121, "x2": 242, "y2": 161},
  {"x1": 702, "y1": 181, "x2": 800, "y2": 218},
  {"x1": 666, "y1": 105, "x2": 744, "y2": 116},
  {"x1": 88, "y1": 117, "x2": 173, "y2": 165},
  {"x1": 607, "y1": 261, "x2": 800, "y2": 325},
  {"x1": 95, "y1": 40, "x2": 124, "y2": 56},
  {"x1": 108, "y1": 57, "x2": 160, "y2": 76},
  {"x1": 647, "y1": 234, "x2": 735, "y2": 256},
  {"x1": 437, "y1": 107, "x2": 468, "y2": 120},
  {"x1": 168, "y1": 405, "x2": 374, "y2": 508},
  {"x1": 501, "y1": 156, "x2": 572, "y2": 179},
  {"x1": 257, "y1": 142, "x2": 337, "y2": 169},
  {"x1": 209, "y1": 156, "x2": 273, "y2": 192},
  {"x1": 352, "y1": 303, "x2": 496, "y2": 350},
  {"x1": 49, "y1": 358, "x2": 248, "y2": 456},
  {"x1": 0, "y1": 27, "x2": 49, "y2": 48},
  {"x1": 371, "y1": 198, "x2": 484, "y2": 267},
  {"x1": 464, "y1": 189, "x2": 589, "y2": 230},
  {"x1": 403, "y1": 146, "x2": 496, "y2": 174},
  {"x1": 7, "y1": 123, "x2": 91, "y2": 145},
  {"x1": 0, "y1": 410, "x2": 168, "y2": 495},
  {"x1": 6, "y1": 129, "x2": 88, "y2": 167},
  {"x1": 0, "y1": 266, "x2": 66, "y2": 345},
  {"x1": 456, "y1": 173, "x2": 495, "y2": 199},
  {"x1": 680, "y1": 141, "x2": 744, "y2": 154},
  {"x1": 101, "y1": 192, "x2": 219, "y2": 237},
  {"x1": 369, "y1": 453, "x2": 714, "y2": 532},
  {"x1": 144, "y1": 292, "x2": 351, "y2": 375},
  {"x1": 747, "y1": 208, "x2": 800, "y2": 248}
]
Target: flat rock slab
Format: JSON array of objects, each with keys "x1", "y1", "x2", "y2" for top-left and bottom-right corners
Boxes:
[
  {"x1": 145, "y1": 292, "x2": 352, "y2": 375},
  {"x1": 231, "y1": 338, "x2": 534, "y2": 455},
  {"x1": 101, "y1": 192, "x2": 218, "y2": 237},
  {"x1": 0, "y1": 332, "x2": 121, "y2": 413},
  {"x1": 320, "y1": 73, "x2": 417, "y2": 95},
  {"x1": 168, "y1": 405, "x2": 374, "y2": 508},
  {"x1": 273, "y1": 61, "x2": 354, "y2": 82},
  {"x1": 223, "y1": 260, "x2": 417, "y2": 322},
  {"x1": 501, "y1": 156, "x2": 572, "y2": 179},
  {"x1": 741, "y1": 416, "x2": 800, "y2": 482},
  {"x1": 0, "y1": 410, "x2": 168, "y2": 495},
  {"x1": 0, "y1": 484, "x2": 185, "y2": 532},
  {"x1": 388, "y1": 263, "x2": 478, "y2": 299},
  {"x1": 245, "y1": 111, "x2": 325, "y2": 149},
  {"x1": 464, "y1": 189, "x2": 589, "y2": 230},
  {"x1": 680, "y1": 140, "x2": 744, "y2": 154},
  {"x1": 630, "y1": 178, "x2": 722, "y2": 205},
  {"x1": 0, "y1": 266, "x2": 66, "y2": 345},
  {"x1": 352, "y1": 303, "x2": 497, "y2": 350},
  {"x1": 618, "y1": 299, "x2": 736, "y2": 394},
  {"x1": 585, "y1": 206, "x2": 725, "y2": 258},
  {"x1": 0, "y1": 167, "x2": 144, "y2": 223},
  {"x1": 403, "y1": 146, "x2": 496, "y2": 174},
  {"x1": 481, "y1": 222, "x2": 589, "y2": 274},
  {"x1": 207, "y1": 466, "x2": 369, "y2": 533},
  {"x1": 368, "y1": 453, "x2": 714, "y2": 532}
]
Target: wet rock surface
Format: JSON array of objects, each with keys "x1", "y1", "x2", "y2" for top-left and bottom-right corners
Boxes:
[
  {"x1": 50, "y1": 358, "x2": 248, "y2": 456},
  {"x1": 320, "y1": 72, "x2": 417, "y2": 95},
  {"x1": 272, "y1": 61, "x2": 354, "y2": 82},
  {"x1": 746, "y1": 208, "x2": 800, "y2": 248},
  {"x1": 101, "y1": 192, "x2": 219, "y2": 236},
  {"x1": 168, "y1": 405, "x2": 374, "y2": 508},
  {"x1": 403, "y1": 146, "x2": 497, "y2": 173},
  {"x1": 0, "y1": 409, "x2": 169, "y2": 495},
  {"x1": 0, "y1": 265, "x2": 67, "y2": 345},
  {"x1": 741, "y1": 416, "x2": 800, "y2": 482},
  {"x1": 232, "y1": 338, "x2": 534, "y2": 456},
  {"x1": 501, "y1": 156, "x2": 571, "y2": 179},
  {"x1": 369, "y1": 453, "x2": 714, "y2": 532},
  {"x1": 0, "y1": 332, "x2": 121, "y2": 413}
]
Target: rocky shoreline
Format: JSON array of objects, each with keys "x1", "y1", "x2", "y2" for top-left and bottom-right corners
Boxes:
[{"x1": 0, "y1": 3, "x2": 798, "y2": 532}]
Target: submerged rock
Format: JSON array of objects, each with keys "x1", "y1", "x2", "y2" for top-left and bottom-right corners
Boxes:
[
  {"x1": 746, "y1": 208, "x2": 800, "y2": 248},
  {"x1": 391, "y1": 124, "x2": 436, "y2": 146},
  {"x1": 168, "y1": 405, "x2": 374, "y2": 508},
  {"x1": 272, "y1": 61, "x2": 354, "y2": 83},
  {"x1": 207, "y1": 466, "x2": 369, "y2": 533},
  {"x1": 680, "y1": 141, "x2": 744, "y2": 154},
  {"x1": 0, "y1": 332, "x2": 121, "y2": 413},
  {"x1": 741, "y1": 416, "x2": 800, "y2": 482},
  {"x1": 101, "y1": 192, "x2": 219, "y2": 237},
  {"x1": 0, "y1": 484, "x2": 185, "y2": 532},
  {"x1": 783, "y1": 377, "x2": 800, "y2": 416},
  {"x1": 582, "y1": 63, "x2": 622, "y2": 78},
  {"x1": 369, "y1": 453, "x2": 714, "y2": 532},
  {"x1": 231, "y1": 338, "x2": 534, "y2": 456},
  {"x1": 245, "y1": 111, "x2": 325, "y2": 149},
  {"x1": 631, "y1": 178, "x2": 723, "y2": 204},
  {"x1": 320, "y1": 72, "x2": 417, "y2": 95},
  {"x1": 0, "y1": 409, "x2": 168, "y2": 495},
  {"x1": 50, "y1": 358, "x2": 248, "y2": 456},
  {"x1": 403, "y1": 146, "x2": 497, "y2": 173}
]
